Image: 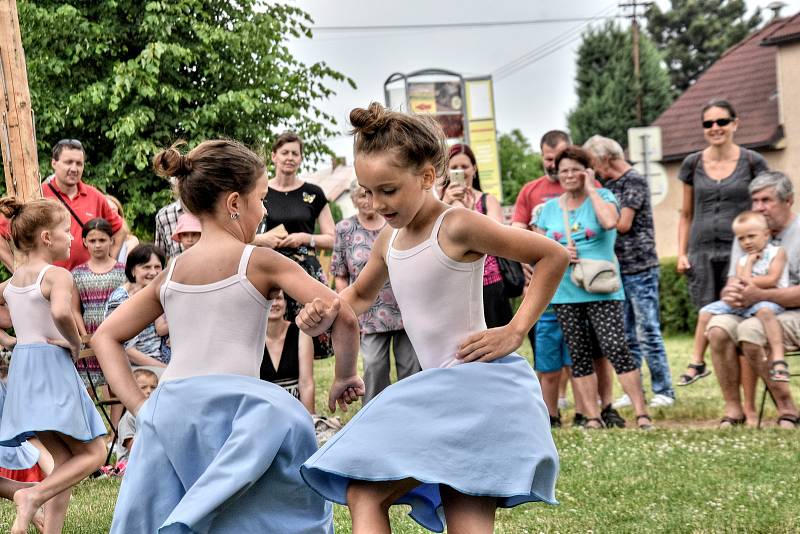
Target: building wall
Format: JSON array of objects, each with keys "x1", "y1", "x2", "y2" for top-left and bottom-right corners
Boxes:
[{"x1": 651, "y1": 41, "x2": 800, "y2": 260}]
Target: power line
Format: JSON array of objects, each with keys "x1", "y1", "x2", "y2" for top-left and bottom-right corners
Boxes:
[
  {"x1": 312, "y1": 16, "x2": 618, "y2": 33},
  {"x1": 492, "y1": 4, "x2": 618, "y2": 81}
]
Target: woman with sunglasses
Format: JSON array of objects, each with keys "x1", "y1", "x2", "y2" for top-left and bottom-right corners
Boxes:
[{"x1": 676, "y1": 100, "x2": 769, "y2": 390}]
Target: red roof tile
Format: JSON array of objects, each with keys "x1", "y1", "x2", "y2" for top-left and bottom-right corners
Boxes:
[
  {"x1": 761, "y1": 12, "x2": 800, "y2": 45},
  {"x1": 651, "y1": 17, "x2": 792, "y2": 161}
]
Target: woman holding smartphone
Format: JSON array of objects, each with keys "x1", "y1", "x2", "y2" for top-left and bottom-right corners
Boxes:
[{"x1": 441, "y1": 143, "x2": 512, "y2": 327}]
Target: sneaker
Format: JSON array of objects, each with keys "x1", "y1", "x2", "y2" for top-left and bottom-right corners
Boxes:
[
  {"x1": 649, "y1": 394, "x2": 675, "y2": 408},
  {"x1": 601, "y1": 405, "x2": 626, "y2": 428},
  {"x1": 549, "y1": 414, "x2": 562, "y2": 428},
  {"x1": 612, "y1": 394, "x2": 632, "y2": 409},
  {"x1": 572, "y1": 413, "x2": 587, "y2": 428},
  {"x1": 557, "y1": 396, "x2": 570, "y2": 410}
]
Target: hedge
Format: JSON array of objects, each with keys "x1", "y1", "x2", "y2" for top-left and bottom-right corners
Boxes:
[{"x1": 658, "y1": 257, "x2": 698, "y2": 335}]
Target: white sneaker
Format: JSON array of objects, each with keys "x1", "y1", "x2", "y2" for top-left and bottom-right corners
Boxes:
[
  {"x1": 557, "y1": 396, "x2": 570, "y2": 410},
  {"x1": 649, "y1": 394, "x2": 675, "y2": 408},
  {"x1": 612, "y1": 394, "x2": 632, "y2": 408}
]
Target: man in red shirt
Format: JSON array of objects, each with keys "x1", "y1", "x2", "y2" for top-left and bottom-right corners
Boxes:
[
  {"x1": 42, "y1": 139, "x2": 125, "y2": 270},
  {"x1": 512, "y1": 131, "x2": 621, "y2": 428}
]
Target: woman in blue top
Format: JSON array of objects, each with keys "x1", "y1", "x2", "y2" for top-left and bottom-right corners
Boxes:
[{"x1": 533, "y1": 145, "x2": 652, "y2": 430}]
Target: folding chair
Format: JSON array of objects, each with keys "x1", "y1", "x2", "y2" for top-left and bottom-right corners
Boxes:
[
  {"x1": 76, "y1": 335, "x2": 123, "y2": 464},
  {"x1": 757, "y1": 350, "x2": 800, "y2": 429}
]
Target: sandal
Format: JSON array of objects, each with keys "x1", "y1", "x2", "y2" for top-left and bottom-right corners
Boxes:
[
  {"x1": 636, "y1": 414, "x2": 655, "y2": 430},
  {"x1": 719, "y1": 416, "x2": 746, "y2": 429},
  {"x1": 583, "y1": 417, "x2": 605, "y2": 430},
  {"x1": 776, "y1": 414, "x2": 799, "y2": 429},
  {"x1": 770, "y1": 360, "x2": 791, "y2": 383},
  {"x1": 677, "y1": 362, "x2": 711, "y2": 386}
]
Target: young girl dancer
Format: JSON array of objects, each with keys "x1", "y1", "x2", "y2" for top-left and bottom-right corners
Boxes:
[
  {"x1": 0, "y1": 198, "x2": 107, "y2": 534},
  {"x1": 91, "y1": 139, "x2": 363, "y2": 533},
  {"x1": 298, "y1": 103, "x2": 569, "y2": 534}
]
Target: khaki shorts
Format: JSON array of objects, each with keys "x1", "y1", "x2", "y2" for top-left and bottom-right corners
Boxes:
[{"x1": 706, "y1": 309, "x2": 800, "y2": 351}]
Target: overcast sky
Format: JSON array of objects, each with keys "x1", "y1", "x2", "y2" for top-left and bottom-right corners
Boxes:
[{"x1": 285, "y1": 0, "x2": 800, "y2": 168}]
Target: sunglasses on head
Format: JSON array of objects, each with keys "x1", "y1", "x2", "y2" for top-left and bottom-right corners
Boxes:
[{"x1": 702, "y1": 118, "x2": 734, "y2": 129}]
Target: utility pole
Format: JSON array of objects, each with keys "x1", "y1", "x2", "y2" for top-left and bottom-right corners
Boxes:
[
  {"x1": 619, "y1": 1, "x2": 652, "y2": 126},
  {"x1": 0, "y1": 0, "x2": 40, "y2": 201}
]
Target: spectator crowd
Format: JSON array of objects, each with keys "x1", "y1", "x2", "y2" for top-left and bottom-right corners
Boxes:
[{"x1": 0, "y1": 97, "x2": 797, "y2": 492}]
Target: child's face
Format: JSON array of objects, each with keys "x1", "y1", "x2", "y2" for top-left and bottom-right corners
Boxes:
[
  {"x1": 354, "y1": 154, "x2": 435, "y2": 229},
  {"x1": 46, "y1": 216, "x2": 73, "y2": 261},
  {"x1": 135, "y1": 374, "x2": 158, "y2": 398},
  {"x1": 178, "y1": 231, "x2": 201, "y2": 249},
  {"x1": 734, "y1": 220, "x2": 770, "y2": 254},
  {"x1": 83, "y1": 229, "x2": 112, "y2": 260}
]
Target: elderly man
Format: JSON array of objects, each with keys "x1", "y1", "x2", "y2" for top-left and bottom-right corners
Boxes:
[
  {"x1": 707, "y1": 171, "x2": 799, "y2": 428},
  {"x1": 584, "y1": 135, "x2": 674, "y2": 408}
]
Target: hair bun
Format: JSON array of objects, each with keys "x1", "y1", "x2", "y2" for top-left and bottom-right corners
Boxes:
[
  {"x1": 153, "y1": 141, "x2": 192, "y2": 179},
  {"x1": 350, "y1": 102, "x2": 390, "y2": 136},
  {"x1": 0, "y1": 197, "x2": 24, "y2": 220}
]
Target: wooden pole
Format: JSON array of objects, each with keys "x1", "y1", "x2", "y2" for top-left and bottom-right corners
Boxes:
[{"x1": 0, "y1": 0, "x2": 40, "y2": 200}]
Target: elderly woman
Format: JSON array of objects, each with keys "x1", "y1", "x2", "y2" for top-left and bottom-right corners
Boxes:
[
  {"x1": 441, "y1": 143, "x2": 513, "y2": 327},
  {"x1": 532, "y1": 145, "x2": 652, "y2": 429},
  {"x1": 677, "y1": 100, "x2": 768, "y2": 388},
  {"x1": 104, "y1": 243, "x2": 168, "y2": 375},
  {"x1": 253, "y1": 131, "x2": 336, "y2": 357},
  {"x1": 330, "y1": 181, "x2": 419, "y2": 402}
]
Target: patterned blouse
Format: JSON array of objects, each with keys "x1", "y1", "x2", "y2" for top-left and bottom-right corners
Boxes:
[
  {"x1": 330, "y1": 215, "x2": 404, "y2": 334},
  {"x1": 105, "y1": 286, "x2": 167, "y2": 364},
  {"x1": 72, "y1": 262, "x2": 126, "y2": 334}
]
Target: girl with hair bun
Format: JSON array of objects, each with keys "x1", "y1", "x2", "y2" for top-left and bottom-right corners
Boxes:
[
  {"x1": 297, "y1": 103, "x2": 568, "y2": 533},
  {"x1": 0, "y1": 197, "x2": 107, "y2": 534},
  {"x1": 92, "y1": 139, "x2": 362, "y2": 533}
]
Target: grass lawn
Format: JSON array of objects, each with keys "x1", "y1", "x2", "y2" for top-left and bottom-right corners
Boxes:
[{"x1": 3, "y1": 335, "x2": 799, "y2": 533}]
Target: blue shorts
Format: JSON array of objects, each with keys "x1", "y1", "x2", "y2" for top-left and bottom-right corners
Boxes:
[
  {"x1": 700, "y1": 300, "x2": 784, "y2": 319},
  {"x1": 533, "y1": 312, "x2": 572, "y2": 373}
]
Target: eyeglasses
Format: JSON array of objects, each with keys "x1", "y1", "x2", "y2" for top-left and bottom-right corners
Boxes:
[
  {"x1": 702, "y1": 118, "x2": 733, "y2": 129},
  {"x1": 558, "y1": 168, "x2": 585, "y2": 178},
  {"x1": 56, "y1": 139, "x2": 83, "y2": 148}
]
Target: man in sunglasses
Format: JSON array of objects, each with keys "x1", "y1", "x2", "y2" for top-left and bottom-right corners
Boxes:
[{"x1": 42, "y1": 139, "x2": 126, "y2": 270}]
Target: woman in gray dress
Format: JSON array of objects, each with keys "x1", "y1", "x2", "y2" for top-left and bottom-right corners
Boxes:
[{"x1": 676, "y1": 100, "x2": 768, "y2": 395}]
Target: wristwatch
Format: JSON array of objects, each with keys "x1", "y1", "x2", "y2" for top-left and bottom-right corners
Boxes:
[{"x1": 309, "y1": 235, "x2": 316, "y2": 248}]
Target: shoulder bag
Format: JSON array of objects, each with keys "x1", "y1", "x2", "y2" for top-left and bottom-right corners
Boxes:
[
  {"x1": 559, "y1": 194, "x2": 620, "y2": 294},
  {"x1": 478, "y1": 194, "x2": 525, "y2": 298}
]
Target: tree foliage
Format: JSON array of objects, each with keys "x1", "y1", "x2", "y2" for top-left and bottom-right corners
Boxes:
[
  {"x1": 567, "y1": 22, "x2": 673, "y2": 147},
  {"x1": 645, "y1": 0, "x2": 761, "y2": 93},
  {"x1": 15, "y1": 1, "x2": 353, "y2": 237},
  {"x1": 498, "y1": 129, "x2": 543, "y2": 206}
]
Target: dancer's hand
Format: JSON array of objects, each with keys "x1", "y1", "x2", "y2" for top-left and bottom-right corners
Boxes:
[
  {"x1": 296, "y1": 297, "x2": 340, "y2": 337},
  {"x1": 47, "y1": 338, "x2": 80, "y2": 362},
  {"x1": 328, "y1": 376, "x2": 365, "y2": 412},
  {"x1": 0, "y1": 331, "x2": 16, "y2": 350},
  {"x1": 456, "y1": 325, "x2": 525, "y2": 363}
]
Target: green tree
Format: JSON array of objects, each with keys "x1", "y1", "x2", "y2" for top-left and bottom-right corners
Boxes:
[
  {"x1": 498, "y1": 129, "x2": 543, "y2": 206},
  {"x1": 16, "y1": 1, "x2": 353, "y2": 237},
  {"x1": 567, "y1": 22, "x2": 673, "y2": 146},
  {"x1": 645, "y1": 0, "x2": 761, "y2": 93}
]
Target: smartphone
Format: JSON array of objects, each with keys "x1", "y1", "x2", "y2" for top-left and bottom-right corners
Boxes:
[{"x1": 449, "y1": 169, "x2": 466, "y2": 187}]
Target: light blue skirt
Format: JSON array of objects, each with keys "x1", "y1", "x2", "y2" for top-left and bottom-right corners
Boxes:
[
  {"x1": 301, "y1": 354, "x2": 559, "y2": 532},
  {"x1": 111, "y1": 374, "x2": 333, "y2": 534},
  {"x1": 0, "y1": 343, "x2": 106, "y2": 445},
  {"x1": 0, "y1": 380, "x2": 39, "y2": 470}
]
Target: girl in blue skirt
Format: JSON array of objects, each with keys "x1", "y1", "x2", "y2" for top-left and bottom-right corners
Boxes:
[
  {"x1": 0, "y1": 197, "x2": 107, "y2": 534},
  {"x1": 297, "y1": 102, "x2": 570, "y2": 533},
  {"x1": 91, "y1": 139, "x2": 363, "y2": 533}
]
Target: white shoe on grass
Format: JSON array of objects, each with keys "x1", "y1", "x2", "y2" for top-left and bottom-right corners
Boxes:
[
  {"x1": 612, "y1": 394, "x2": 631, "y2": 408},
  {"x1": 649, "y1": 394, "x2": 675, "y2": 408}
]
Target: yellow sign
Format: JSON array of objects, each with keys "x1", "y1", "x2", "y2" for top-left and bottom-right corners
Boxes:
[{"x1": 465, "y1": 79, "x2": 501, "y2": 201}]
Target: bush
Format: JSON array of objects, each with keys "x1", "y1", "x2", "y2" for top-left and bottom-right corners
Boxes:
[{"x1": 659, "y1": 257, "x2": 697, "y2": 335}]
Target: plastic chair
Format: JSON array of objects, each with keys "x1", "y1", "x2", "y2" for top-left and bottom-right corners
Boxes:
[{"x1": 757, "y1": 350, "x2": 800, "y2": 429}]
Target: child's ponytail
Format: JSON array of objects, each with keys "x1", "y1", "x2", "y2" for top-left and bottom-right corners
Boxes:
[{"x1": 0, "y1": 197, "x2": 68, "y2": 252}]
